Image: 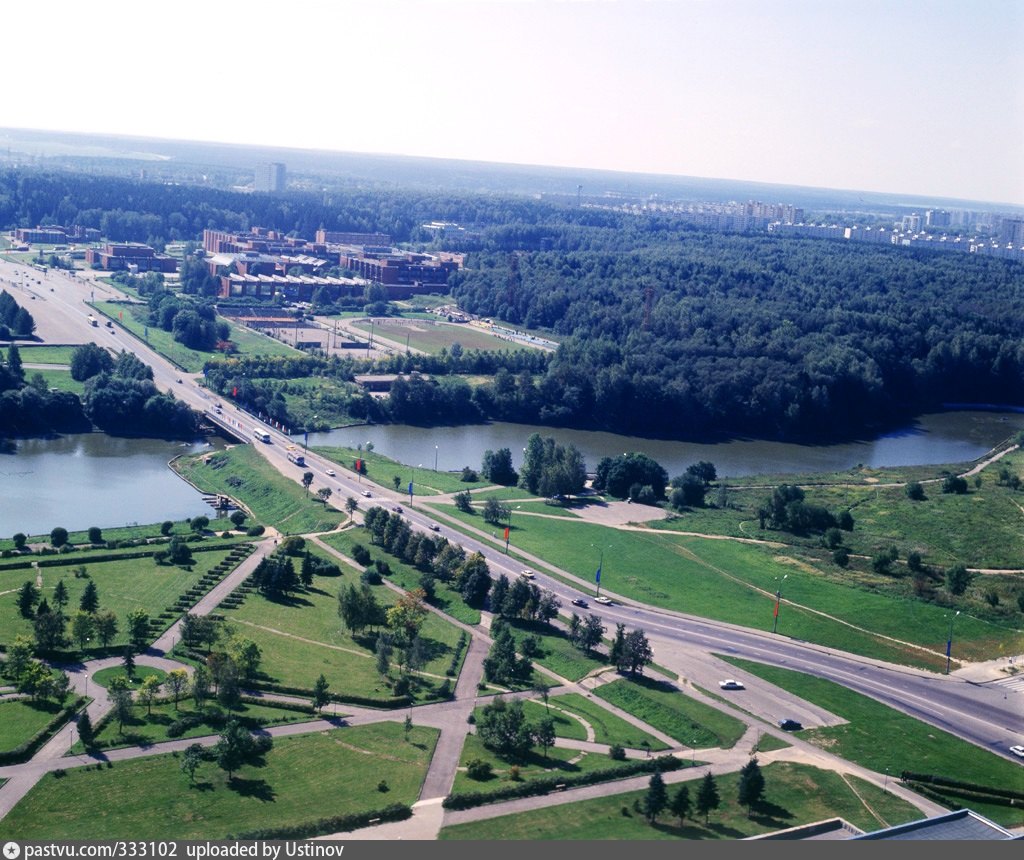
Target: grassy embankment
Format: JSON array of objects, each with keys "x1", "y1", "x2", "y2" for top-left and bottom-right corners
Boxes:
[
  {"x1": 173, "y1": 445, "x2": 344, "y2": 535},
  {"x1": 91, "y1": 300, "x2": 300, "y2": 373},
  {"x1": 0, "y1": 520, "x2": 241, "y2": 553},
  {"x1": 0, "y1": 723, "x2": 438, "y2": 840},
  {"x1": 723, "y1": 656, "x2": 1024, "y2": 828},
  {"x1": 313, "y1": 445, "x2": 489, "y2": 497},
  {"x1": 440, "y1": 761, "x2": 924, "y2": 840}
]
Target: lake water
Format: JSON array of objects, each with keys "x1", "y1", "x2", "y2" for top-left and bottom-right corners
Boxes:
[
  {"x1": 307, "y1": 410, "x2": 1024, "y2": 479},
  {"x1": 0, "y1": 434, "x2": 219, "y2": 537}
]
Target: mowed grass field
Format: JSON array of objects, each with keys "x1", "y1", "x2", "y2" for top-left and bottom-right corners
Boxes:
[
  {"x1": 350, "y1": 318, "x2": 535, "y2": 355},
  {"x1": 173, "y1": 445, "x2": 344, "y2": 535},
  {"x1": 15, "y1": 345, "x2": 80, "y2": 364},
  {"x1": 440, "y1": 762, "x2": 924, "y2": 840},
  {"x1": 725, "y1": 657, "x2": 1024, "y2": 828},
  {"x1": 0, "y1": 723, "x2": 438, "y2": 840},
  {"x1": 18, "y1": 367, "x2": 84, "y2": 394},
  {"x1": 220, "y1": 550, "x2": 465, "y2": 702},
  {"x1": 0, "y1": 547, "x2": 240, "y2": 651},
  {"x1": 92, "y1": 301, "x2": 300, "y2": 373},
  {"x1": 549, "y1": 693, "x2": 670, "y2": 751},
  {"x1": 427, "y1": 503, "x2": 1024, "y2": 667},
  {"x1": 0, "y1": 699, "x2": 65, "y2": 753},
  {"x1": 313, "y1": 445, "x2": 489, "y2": 496}
]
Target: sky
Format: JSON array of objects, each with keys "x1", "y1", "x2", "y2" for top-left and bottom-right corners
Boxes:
[{"x1": 3, "y1": 0, "x2": 1023, "y2": 206}]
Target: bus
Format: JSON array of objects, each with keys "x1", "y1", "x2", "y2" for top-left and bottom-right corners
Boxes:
[
  {"x1": 87, "y1": 314, "x2": 98, "y2": 327},
  {"x1": 252, "y1": 428, "x2": 271, "y2": 444},
  {"x1": 286, "y1": 450, "x2": 306, "y2": 467}
]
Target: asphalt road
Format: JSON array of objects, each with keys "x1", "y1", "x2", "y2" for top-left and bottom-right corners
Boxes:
[{"x1": 8, "y1": 257, "x2": 1024, "y2": 769}]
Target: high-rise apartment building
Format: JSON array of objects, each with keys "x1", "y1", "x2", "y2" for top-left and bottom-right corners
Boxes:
[{"x1": 254, "y1": 162, "x2": 286, "y2": 193}]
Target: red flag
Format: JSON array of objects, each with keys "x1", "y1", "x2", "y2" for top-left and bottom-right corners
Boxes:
[
  {"x1": 356, "y1": 459, "x2": 362, "y2": 471},
  {"x1": 504, "y1": 527, "x2": 510, "y2": 540},
  {"x1": 232, "y1": 386, "x2": 237, "y2": 397},
  {"x1": 773, "y1": 599, "x2": 780, "y2": 618}
]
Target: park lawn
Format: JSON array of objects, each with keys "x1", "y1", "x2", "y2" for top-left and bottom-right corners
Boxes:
[
  {"x1": 503, "y1": 619, "x2": 609, "y2": 683},
  {"x1": 318, "y1": 530, "x2": 481, "y2": 626},
  {"x1": 0, "y1": 723, "x2": 438, "y2": 840},
  {"x1": 0, "y1": 520, "x2": 211, "y2": 552},
  {"x1": 312, "y1": 445, "x2": 489, "y2": 496},
  {"x1": 430, "y1": 511, "x2": 1024, "y2": 667},
  {"x1": 450, "y1": 733, "x2": 638, "y2": 798},
  {"x1": 92, "y1": 301, "x2": 299, "y2": 373},
  {"x1": 594, "y1": 677, "x2": 746, "y2": 751},
  {"x1": 0, "y1": 547, "x2": 240, "y2": 652},
  {"x1": 173, "y1": 445, "x2": 344, "y2": 535},
  {"x1": 723, "y1": 657, "x2": 1024, "y2": 828},
  {"x1": 19, "y1": 367, "x2": 85, "y2": 395},
  {"x1": 550, "y1": 693, "x2": 670, "y2": 752},
  {"x1": 221, "y1": 569, "x2": 464, "y2": 702},
  {"x1": 440, "y1": 761, "x2": 924, "y2": 840},
  {"x1": 15, "y1": 345, "x2": 80, "y2": 364},
  {"x1": 0, "y1": 698, "x2": 65, "y2": 753},
  {"x1": 92, "y1": 666, "x2": 168, "y2": 691},
  {"x1": 482, "y1": 698, "x2": 588, "y2": 742},
  {"x1": 86, "y1": 699, "x2": 312, "y2": 751}
]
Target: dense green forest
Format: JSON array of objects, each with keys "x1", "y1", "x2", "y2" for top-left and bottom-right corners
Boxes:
[{"x1": 4, "y1": 168, "x2": 1023, "y2": 441}]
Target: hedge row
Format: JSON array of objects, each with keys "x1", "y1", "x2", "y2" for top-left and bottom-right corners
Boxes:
[
  {"x1": 244, "y1": 679, "x2": 410, "y2": 710},
  {"x1": 0, "y1": 696, "x2": 86, "y2": 765},
  {"x1": 899, "y1": 771, "x2": 1024, "y2": 801},
  {"x1": 0, "y1": 540, "x2": 254, "y2": 572},
  {"x1": 229, "y1": 803, "x2": 412, "y2": 840},
  {"x1": 446, "y1": 632, "x2": 468, "y2": 678},
  {"x1": 442, "y1": 754, "x2": 683, "y2": 810}
]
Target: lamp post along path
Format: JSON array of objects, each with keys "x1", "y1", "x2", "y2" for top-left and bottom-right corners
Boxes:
[{"x1": 772, "y1": 574, "x2": 788, "y2": 634}]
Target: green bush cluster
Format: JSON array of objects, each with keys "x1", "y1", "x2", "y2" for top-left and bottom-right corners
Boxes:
[{"x1": 230, "y1": 803, "x2": 411, "y2": 840}]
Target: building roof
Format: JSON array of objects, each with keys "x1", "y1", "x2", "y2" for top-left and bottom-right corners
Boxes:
[{"x1": 851, "y1": 809, "x2": 1017, "y2": 841}]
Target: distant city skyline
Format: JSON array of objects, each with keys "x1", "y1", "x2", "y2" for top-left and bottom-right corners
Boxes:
[{"x1": 2, "y1": 0, "x2": 1022, "y2": 206}]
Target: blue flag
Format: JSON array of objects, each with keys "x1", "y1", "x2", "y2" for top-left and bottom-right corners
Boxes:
[
  {"x1": 595, "y1": 565, "x2": 602, "y2": 584},
  {"x1": 408, "y1": 481, "x2": 414, "y2": 495}
]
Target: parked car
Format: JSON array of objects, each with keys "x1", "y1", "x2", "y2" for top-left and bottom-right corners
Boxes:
[
  {"x1": 594, "y1": 595, "x2": 613, "y2": 605},
  {"x1": 778, "y1": 718, "x2": 803, "y2": 731},
  {"x1": 1010, "y1": 745, "x2": 1024, "y2": 759},
  {"x1": 719, "y1": 679, "x2": 745, "y2": 690},
  {"x1": 570, "y1": 598, "x2": 588, "y2": 608}
]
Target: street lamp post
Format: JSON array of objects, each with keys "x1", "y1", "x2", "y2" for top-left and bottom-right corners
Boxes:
[
  {"x1": 772, "y1": 574, "x2": 788, "y2": 635},
  {"x1": 945, "y1": 610, "x2": 960, "y2": 674},
  {"x1": 434, "y1": 445, "x2": 438, "y2": 472}
]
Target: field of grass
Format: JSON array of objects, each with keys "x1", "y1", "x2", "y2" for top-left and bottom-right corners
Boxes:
[
  {"x1": 318, "y1": 530, "x2": 480, "y2": 626},
  {"x1": 220, "y1": 555, "x2": 464, "y2": 703},
  {"x1": 549, "y1": 693, "x2": 670, "y2": 751},
  {"x1": 173, "y1": 445, "x2": 344, "y2": 535},
  {"x1": 0, "y1": 520, "x2": 212, "y2": 552},
  {"x1": 15, "y1": 345, "x2": 79, "y2": 364},
  {"x1": 723, "y1": 657, "x2": 1024, "y2": 828},
  {"x1": 0, "y1": 547, "x2": 240, "y2": 652},
  {"x1": 92, "y1": 666, "x2": 168, "y2": 691},
  {"x1": 450, "y1": 732, "x2": 654, "y2": 798},
  {"x1": 0, "y1": 699, "x2": 65, "y2": 753},
  {"x1": 19, "y1": 367, "x2": 85, "y2": 395},
  {"x1": 502, "y1": 618, "x2": 609, "y2": 682},
  {"x1": 86, "y1": 699, "x2": 311, "y2": 751},
  {"x1": 425, "y1": 507, "x2": 1024, "y2": 667},
  {"x1": 594, "y1": 677, "x2": 747, "y2": 750},
  {"x1": 0, "y1": 723, "x2": 438, "y2": 840},
  {"x1": 313, "y1": 445, "x2": 489, "y2": 496},
  {"x1": 441, "y1": 761, "x2": 924, "y2": 840},
  {"x1": 350, "y1": 318, "x2": 535, "y2": 355},
  {"x1": 92, "y1": 301, "x2": 300, "y2": 373}
]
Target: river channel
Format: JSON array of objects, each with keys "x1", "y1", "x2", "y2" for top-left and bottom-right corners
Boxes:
[{"x1": 308, "y1": 409, "x2": 1024, "y2": 480}]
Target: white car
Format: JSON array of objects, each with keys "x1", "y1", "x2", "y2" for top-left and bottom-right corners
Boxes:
[
  {"x1": 428, "y1": 522, "x2": 441, "y2": 531},
  {"x1": 520, "y1": 569, "x2": 535, "y2": 579},
  {"x1": 362, "y1": 490, "x2": 372, "y2": 498},
  {"x1": 594, "y1": 595, "x2": 612, "y2": 605},
  {"x1": 325, "y1": 469, "x2": 336, "y2": 477},
  {"x1": 719, "y1": 679, "x2": 745, "y2": 690},
  {"x1": 1010, "y1": 745, "x2": 1024, "y2": 759}
]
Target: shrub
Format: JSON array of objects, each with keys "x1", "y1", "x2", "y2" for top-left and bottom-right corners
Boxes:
[
  {"x1": 608, "y1": 744, "x2": 627, "y2": 761},
  {"x1": 246, "y1": 525, "x2": 265, "y2": 537},
  {"x1": 466, "y1": 759, "x2": 493, "y2": 781}
]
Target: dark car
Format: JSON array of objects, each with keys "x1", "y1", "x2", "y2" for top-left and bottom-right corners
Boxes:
[
  {"x1": 570, "y1": 597, "x2": 588, "y2": 608},
  {"x1": 778, "y1": 718, "x2": 803, "y2": 731}
]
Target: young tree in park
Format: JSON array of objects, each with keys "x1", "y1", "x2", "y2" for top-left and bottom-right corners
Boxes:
[
  {"x1": 670, "y1": 783, "x2": 692, "y2": 825},
  {"x1": 138, "y1": 675, "x2": 162, "y2": 716},
  {"x1": 79, "y1": 580, "x2": 99, "y2": 614},
  {"x1": 476, "y1": 696, "x2": 534, "y2": 760},
  {"x1": 214, "y1": 719, "x2": 254, "y2": 781},
  {"x1": 33, "y1": 607, "x2": 67, "y2": 651},
  {"x1": 620, "y1": 629, "x2": 654, "y2": 676},
  {"x1": 17, "y1": 581, "x2": 39, "y2": 618},
  {"x1": 181, "y1": 743, "x2": 204, "y2": 786},
  {"x1": 375, "y1": 633, "x2": 393, "y2": 678},
  {"x1": 696, "y1": 771, "x2": 721, "y2": 825},
  {"x1": 345, "y1": 496, "x2": 358, "y2": 522},
  {"x1": 52, "y1": 579, "x2": 69, "y2": 612},
  {"x1": 642, "y1": 770, "x2": 669, "y2": 823},
  {"x1": 316, "y1": 486, "x2": 333, "y2": 506},
  {"x1": 109, "y1": 681, "x2": 134, "y2": 734},
  {"x1": 87, "y1": 526, "x2": 103, "y2": 544},
  {"x1": 312, "y1": 674, "x2": 330, "y2": 712},
  {"x1": 76, "y1": 710, "x2": 95, "y2": 748},
  {"x1": 609, "y1": 623, "x2": 626, "y2": 667},
  {"x1": 386, "y1": 588, "x2": 428, "y2": 643},
  {"x1": 533, "y1": 715, "x2": 556, "y2": 760},
  {"x1": 946, "y1": 563, "x2": 972, "y2": 596},
  {"x1": 302, "y1": 471, "x2": 314, "y2": 496},
  {"x1": 93, "y1": 609, "x2": 119, "y2": 648},
  {"x1": 737, "y1": 757, "x2": 766, "y2": 817},
  {"x1": 121, "y1": 646, "x2": 137, "y2": 680},
  {"x1": 4, "y1": 636, "x2": 35, "y2": 681},
  {"x1": 571, "y1": 614, "x2": 605, "y2": 655},
  {"x1": 191, "y1": 664, "x2": 211, "y2": 709},
  {"x1": 404, "y1": 713, "x2": 414, "y2": 742},
  {"x1": 165, "y1": 668, "x2": 189, "y2": 710},
  {"x1": 12, "y1": 533, "x2": 27, "y2": 551},
  {"x1": 161, "y1": 520, "x2": 175, "y2": 536},
  {"x1": 229, "y1": 509, "x2": 247, "y2": 528},
  {"x1": 51, "y1": 671, "x2": 71, "y2": 706},
  {"x1": 126, "y1": 609, "x2": 150, "y2": 650},
  {"x1": 50, "y1": 526, "x2": 69, "y2": 548},
  {"x1": 71, "y1": 610, "x2": 95, "y2": 650}
]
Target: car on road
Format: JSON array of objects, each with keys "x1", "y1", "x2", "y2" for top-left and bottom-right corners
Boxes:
[
  {"x1": 176, "y1": 378, "x2": 182, "y2": 383},
  {"x1": 570, "y1": 597, "x2": 588, "y2": 608},
  {"x1": 392, "y1": 505, "x2": 403, "y2": 513},
  {"x1": 1010, "y1": 745, "x2": 1024, "y2": 759},
  {"x1": 594, "y1": 595, "x2": 613, "y2": 605},
  {"x1": 362, "y1": 490, "x2": 372, "y2": 498},
  {"x1": 428, "y1": 522, "x2": 440, "y2": 531},
  {"x1": 719, "y1": 679, "x2": 745, "y2": 690},
  {"x1": 778, "y1": 718, "x2": 803, "y2": 731},
  {"x1": 520, "y1": 569, "x2": 535, "y2": 579},
  {"x1": 325, "y1": 469, "x2": 336, "y2": 476}
]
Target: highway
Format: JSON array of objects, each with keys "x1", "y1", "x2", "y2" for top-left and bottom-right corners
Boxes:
[{"x1": 6, "y1": 255, "x2": 1023, "y2": 770}]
